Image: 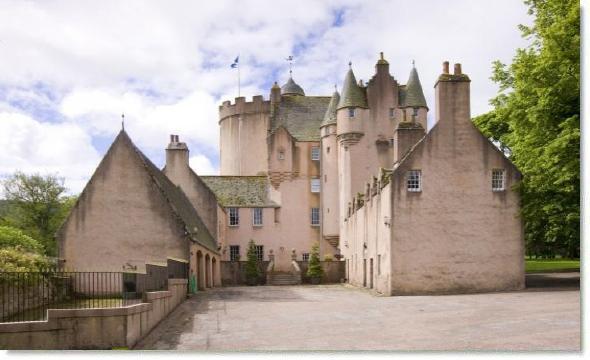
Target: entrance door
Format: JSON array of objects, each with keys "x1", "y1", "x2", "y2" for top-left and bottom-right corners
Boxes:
[
  {"x1": 363, "y1": 259, "x2": 367, "y2": 287},
  {"x1": 369, "y1": 258, "x2": 373, "y2": 289}
]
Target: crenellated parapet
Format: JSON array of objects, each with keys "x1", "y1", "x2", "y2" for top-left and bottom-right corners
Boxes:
[{"x1": 218, "y1": 95, "x2": 270, "y2": 122}]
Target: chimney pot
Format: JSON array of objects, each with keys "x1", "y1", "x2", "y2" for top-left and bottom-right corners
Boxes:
[
  {"x1": 170, "y1": 134, "x2": 174, "y2": 143},
  {"x1": 454, "y1": 63, "x2": 462, "y2": 75},
  {"x1": 175, "y1": 135, "x2": 180, "y2": 142},
  {"x1": 443, "y1": 61, "x2": 449, "y2": 74}
]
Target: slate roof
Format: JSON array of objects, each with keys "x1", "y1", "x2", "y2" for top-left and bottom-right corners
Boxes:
[
  {"x1": 270, "y1": 96, "x2": 331, "y2": 141},
  {"x1": 401, "y1": 67, "x2": 428, "y2": 108},
  {"x1": 121, "y1": 131, "x2": 218, "y2": 252},
  {"x1": 200, "y1": 176, "x2": 279, "y2": 208},
  {"x1": 321, "y1": 91, "x2": 340, "y2": 127},
  {"x1": 337, "y1": 68, "x2": 368, "y2": 109},
  {"x1": 281, "y1": 77, "x2": 305, "y2": 96}
]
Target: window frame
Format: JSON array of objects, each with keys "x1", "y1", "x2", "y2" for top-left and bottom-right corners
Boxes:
[
  {"x1": 407, "y1": 170, "x2": 422, "y2": 192},
  {"x1": 228, "y1": 207, "x2": 240, "y2": 226},
  {"x1": 310, "y1": 178, "x2": 320, "y2": 193},
  {"x1": 302, "y1": 253, "x2": 310, "y2": 262},
  {"x1": 311, "y1": 146, "x2": 320, "y2": 161},
  {"x1": 278, "y1": 150, "x2": 285, "y2": 160},
  {"x1": 492, "y1": 169, "x2": 506, "y2": 192},
  {"x1": 229, "y1": 245, "x2": 240, "y2": 262},
  {"x1": 254, "y1": 245, "x2": 264, "y2": 262},
  {"x1": 252, "y1": 208, "x2": 263, "y2": 227},
  {"x1": 311, "y1": 207, "x2": 320, "y2": 226},
  {"x1": 348, "y1": 107, "x2": 355, "y2": 118}
]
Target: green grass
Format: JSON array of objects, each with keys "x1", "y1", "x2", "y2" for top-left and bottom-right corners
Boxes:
[{"x1": 525, "y1": 259, "x2": 580, "y2": 273}]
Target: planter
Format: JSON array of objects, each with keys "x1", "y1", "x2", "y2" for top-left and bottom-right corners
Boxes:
[{"x1": 310, "y1": 277, "x2": 321, "y2": 285}]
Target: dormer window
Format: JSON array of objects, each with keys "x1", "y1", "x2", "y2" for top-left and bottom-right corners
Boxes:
[{"x1": 348, "y1": 108, "x2": 356, "y2": 118}]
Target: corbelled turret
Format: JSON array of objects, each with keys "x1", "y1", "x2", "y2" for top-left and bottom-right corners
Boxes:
[
  {"x1": 321, "y1": 90, "x2": 340, "y2": 127},
  {"x1": 337, "y1": 66, "x2": 367, "y2": 110},
  {"x1": 403, "y1": 66, "x2": 428, "y2": 109},
  {"x1": 281, "y1": 77, "x2": 305, "y2": 96}
]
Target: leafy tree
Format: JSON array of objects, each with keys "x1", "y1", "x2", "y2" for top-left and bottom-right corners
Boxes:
[
  {"x1": 306, "y1": 242, "x2": 323, "y2": 279},
  {"x1": 473, "y1": 0, "x2": 579, "y2": 258},
  {"x1": 0, "y1": 226, "x2": 44, "y2": 253},
  {"x1": 0, "y1": 247, "x2": 51, "y2": 272},
  {"x1": 1, "y1": 172, "x2": 75, "y2": 256},
  {"x1": 244, "y1": 239, "x2": 260, "y2": 284}
]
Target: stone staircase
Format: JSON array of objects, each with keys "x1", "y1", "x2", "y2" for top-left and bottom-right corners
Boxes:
[{"x1": 266, "y1": 272, "x2": 301, "y2": 286}]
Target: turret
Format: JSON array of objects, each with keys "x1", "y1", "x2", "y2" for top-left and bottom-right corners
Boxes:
[
  {"x1": 399, "y1": 64, "x2": 428, "y2": 129},
  {"x1": 281, "y1": 76, "x2": 305, "y2": 96},
  {"x1": 336, "y1": 64, "x2": 368, "y2": 143}
]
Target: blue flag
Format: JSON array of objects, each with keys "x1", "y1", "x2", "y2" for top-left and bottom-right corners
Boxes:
[{"x1": 230, "y1": 56, "x2": 239, "y2": 68}]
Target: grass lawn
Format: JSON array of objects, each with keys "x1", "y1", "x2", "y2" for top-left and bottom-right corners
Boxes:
[{"x1": 525, "y1": 259, "x2": 580, "y2": 273}]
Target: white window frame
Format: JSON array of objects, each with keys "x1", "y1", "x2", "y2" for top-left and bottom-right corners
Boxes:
[
  {"x1": 252, "y1": 208, "x2": 263, "y2": 226},
  {"x1": 492, "y1": 169, "x2": 505, "y2": 191},
  {"x1": 228, "y1": 207, "x2": 239, "y2": 226},
  {"x1": 278, "y1": 150, "x2": 285, "y2": 160},
  {"x1": 254, "y1": 245, "x2": 264, "y2": 262},
  {"x1": 311, "y1": 207, "x2": 320, "y2": 226},
  {"x1": 311, "y1": 147, "x2": 320, "y2": 161},
  {"x1": 407, "y1": 170, "x2": 422, "y2": 192},
  {"x1": 302, "y1": 253, "x2": 310, "y2": 262},
  {"x1": 229, "y1": 245, "x2": 240, "y2": 261},
  {"x1": 310, "y1": 178, "x2": 320, "y2": 193},
  {"x1": 348, "y1": 108, "x2": 355, "y2": 118}
]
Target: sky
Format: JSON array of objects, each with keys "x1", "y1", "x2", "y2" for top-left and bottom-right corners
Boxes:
[{"x1": 0, "y1": 0, "x2": 532, "y2": 194}]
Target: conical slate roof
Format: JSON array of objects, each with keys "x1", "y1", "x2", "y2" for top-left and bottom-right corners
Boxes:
[
  {"x1": 403, "y1": 67, "x2": 428, "y2": 108},
  {"x1": 281, "y1": 77, "x2": 305, "y2": 96},
  {"x1": 337, "y1": 68, "x2": 367, "y2": 109},
  {"x1": 321, "y1": 90, "x2": 340, "y2": 126}
]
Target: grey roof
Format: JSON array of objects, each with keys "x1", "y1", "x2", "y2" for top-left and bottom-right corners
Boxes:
[
  {"x1": 401, "y1": 67, "x2": 428, "y2": 108},
  {"x1": 337, "y1": 68, "x2": 368, "y2": 109},
  {"x1": 200, "y1": 176, "x2": 279, "y2": 208},
  {"x1": 121, "y1": 131, "x2": 218, "y2": 252},
  {"x1": 271, "y1": 96, "x2": 331, "y2": 141},
  {"x1": 281, "y1": 77, "x2": 305, "y2": 96},
  {"x1": 321, "y1": 91, "x2": 340, "y2": 126}
]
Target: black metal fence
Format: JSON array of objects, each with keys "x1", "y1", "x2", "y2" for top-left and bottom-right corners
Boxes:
[{"x1": 0, "y1": 261, "x2": 189, "y2": 323}]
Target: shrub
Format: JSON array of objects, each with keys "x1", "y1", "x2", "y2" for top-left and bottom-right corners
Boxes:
[
  {"x1": 306, "y1": 242, "x2": 323, "y2": 278},
  {"x1": 0, "y1": 226, "x2": 44, "y2": 253},
  {"x1": 244, "y1": 239, "x2": 260, "y2": 284},
  {"x1": 0, "y1": 247, "x2": 51, "y2": 272}
]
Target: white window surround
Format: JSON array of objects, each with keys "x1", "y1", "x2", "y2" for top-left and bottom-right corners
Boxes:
[
  {"x1": 229, "y1": 245, "x2": 240, "y2": 261},
  {"x1": 278, "y1": 151, "x2": 285, "y2": 160},
  {"x1": 255, "y1": 245, "x2": 264, "y2": 261},
  {"x1": 311, "y1": 178, "x2": 320, "y2": 193},
  {"x1": 252, "y1": 208, "x2": 263, "y2": 226},
  {"x1": 311, "y1": 208, "x2": 320, "y2": 226},
  {"x1": 311, "y1": 147, "x2": 320, "y2": 161},
  {"x1": 407, "y1": 170, "x2": 422, "y2": 192},
  {"x1": 492, "y1": 169, "x2": 506, "y2": 191},
  {"x1": 228, "y1": 207, "x2": 239, "y2": 226}
]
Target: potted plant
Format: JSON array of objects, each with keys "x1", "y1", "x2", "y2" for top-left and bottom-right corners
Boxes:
[
  {"x1": 244, "y1": 239, "x2": 260, "y2": 286},
  {"x1": 306, "y1": 242, "x2": 323, "y2": 284}
]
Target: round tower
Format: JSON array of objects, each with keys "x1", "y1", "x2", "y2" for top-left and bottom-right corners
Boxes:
[{"x1": 320, "y1": 89, "x2": 341, "y2": 255}]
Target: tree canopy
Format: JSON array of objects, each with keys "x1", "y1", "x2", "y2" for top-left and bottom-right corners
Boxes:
[{"x1": 473, "y1": 0, "x2": 579, "y2": 258}]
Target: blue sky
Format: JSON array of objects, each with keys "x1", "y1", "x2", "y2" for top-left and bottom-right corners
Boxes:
[{"x1": 0, "y1": 0, "x2": 532, "y2": 194}]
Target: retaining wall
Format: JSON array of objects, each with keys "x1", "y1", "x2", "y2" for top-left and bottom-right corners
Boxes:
[{"x1": 0, "y1": 278, "x2": 187, "y2": 350}]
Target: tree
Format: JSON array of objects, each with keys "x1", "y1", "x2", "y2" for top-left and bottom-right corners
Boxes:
[
  {"x1": 0, "y1": 226, "x2": 44, "y2": 253},
  {"x1": 244, "y1": 239, "x2": 260, "y2": 285},
  {"x1": 306, "y1": 242, "x2": 323, "y2": 281},
  {"x1": 473, "y1": 0, "x2": 579, "y2": 258},
  {"x1": 0, "y1": 226, "x2": 50, "y2": 272},
  {"x1": 1, "y1": 172, "x2": 73, "y2": 256}
]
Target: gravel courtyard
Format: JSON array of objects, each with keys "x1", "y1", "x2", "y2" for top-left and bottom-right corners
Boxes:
[{"x1": 135, "y1": 273, "x2": 580, "y2": 351}]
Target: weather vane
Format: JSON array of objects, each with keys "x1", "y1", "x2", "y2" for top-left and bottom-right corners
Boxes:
[
  {"x1": 286, "y1": 55, "x2": 294, "y2": 76},
  {"x1": 121, "y1": 113, "x2": 125, "y2": 131},
  {"x1": 412, "y1": 59, "x2": 415, "y2": 67}
]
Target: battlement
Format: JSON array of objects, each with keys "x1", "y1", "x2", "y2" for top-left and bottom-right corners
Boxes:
[{"x1": 219, "y1": 95, "x2": 270, "y2": 120}]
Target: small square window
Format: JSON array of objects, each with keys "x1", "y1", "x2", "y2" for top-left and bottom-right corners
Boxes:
[
  {"x1": 492, "y1": 169, "x2": 505, "y2": 191},
  {"x1": 412, "y1": 107, "x2": 419, "y2": 117},
  {"x1": 255, "y1": 245, "x2": 264, "y2": 261},
  {"x1": 278, "y1": 151, "x2": 285, "y2": 160},
  {"x1": 302, "y1": 253, "x2": 310, "y2": 262},
  {"x1": 311, "y1": 208, "x2": 320, "y2": 226},
  {"x1": 228, "y1": 207, "x2": 239, "y2": 226},
  {"x1": 407, "y1": 170, "x2": 421, "y2": 192},
  {"x1": 230, "y1": 245, "x2": 240, "y2": 261},
  {"x1": 252, "y1": 208, "x2": 263, "y2": 226},
  {"x1": 348, "y1": 108, "x2": 355, "y2": 118},
  {"x1": 311, "y1": 147, "x2": 320, "y2": 161},
  {"x1": 311, "y1": 178, "x2": 320, "y2": 193}
]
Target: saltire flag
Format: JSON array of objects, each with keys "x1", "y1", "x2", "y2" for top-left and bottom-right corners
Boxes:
[{"x1": 230, "y1": 56, "x2": 239, "y2": 68}]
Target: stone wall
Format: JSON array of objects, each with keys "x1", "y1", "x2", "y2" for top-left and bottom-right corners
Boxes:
[
  {"x1": 220, "y1": 261, "x2": 344, "y2": 285},
  {"x1": 0, "y1": 279, "x2": 187, "y2": 350}
]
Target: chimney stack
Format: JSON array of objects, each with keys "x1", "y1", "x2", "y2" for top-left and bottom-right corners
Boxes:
[
  {"x1": 166, "y1": 134, "x2": 189, "y2": 176},
  {"x1": 434, "y1": 60, "x2": 471, "y2": 127}
]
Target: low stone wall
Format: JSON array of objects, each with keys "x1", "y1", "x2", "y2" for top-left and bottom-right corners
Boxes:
[
  {"x1": 221, "y1": 261, "x2": 345, "y2": 285},
  {"x1": 0, "y1": 278, "x2": 187, "y2": 350}
]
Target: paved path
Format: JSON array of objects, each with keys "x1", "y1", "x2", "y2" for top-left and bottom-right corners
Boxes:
[{"x1": 135, "y1": 274, "x2": 580, "y2": 351}]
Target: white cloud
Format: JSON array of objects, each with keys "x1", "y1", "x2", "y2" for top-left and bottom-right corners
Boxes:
[{"x1": 189, "y1": 155, "x2": 218, "y2": 176}]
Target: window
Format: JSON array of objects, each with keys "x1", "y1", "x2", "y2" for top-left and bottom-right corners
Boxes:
[
  {"x1": 230, "y1": 245, "x2": 240, "y2": 261},
  {"x1": 324, "y1": 174, "x2": 327, "y2": 183},
  {"x1": 311, "y1": 146, "x2": 320, "y2": 161},
  {"x1": 311, "y1": 178, "x2": 320, "y2": 193},
  {"x1": 228, "y1": 207, "x2": 239, "y2": 226},
  {"x1": 302, "y1": 253, "x2": 310, "y2": 262},
  {"x1": 407, "y1": 170, "x2": 422, "y2": 192},
  {"x1": 311, "y1": 207, "x2": 320, "y2": 226},
  {"x1": 389, "y1": 108, "x2": 395, "y2": 117},
  {"x1": 492, "y1": 169, "x2": 505, "y2": 191},
  {"x1": 278, "y1": 150, "x2": 285, "y2": 160},
  {"x1": 412, "y1": 107, "x2": 419, "y2": 117},
  {"x1": 274, "y1": 208, "x2": 280, "y2": 223},
  {"x1": 255, "y1": 245, "x2": 264, "y2": 261},
  {"x1": 252, "y1": 208, "x2": 263, "y2": 226},
  {"x1": 348, "y1": 108, "x2": 355, "y2": 118},
  {"x1": 377, "y1": 254, "x2": 381, "y2": 275},
  {"x1": 326, "y1": 146, "x2": 330, "y2": 154}
]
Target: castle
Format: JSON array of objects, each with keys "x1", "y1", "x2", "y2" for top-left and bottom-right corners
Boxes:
[{"x1": 58, "y1": 53, "x2": 525, "y2": 295}]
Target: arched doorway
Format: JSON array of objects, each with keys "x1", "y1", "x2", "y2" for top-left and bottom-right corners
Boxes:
[
  {"x1": 196, "y1": 251, "x2": 205, "y2": 290},
  {"x1": 211, "y1": 257, "x2": 217, "y2": 287},
  {"x1": 205, "y1": 254, "x2": 211, "y2": 288}
]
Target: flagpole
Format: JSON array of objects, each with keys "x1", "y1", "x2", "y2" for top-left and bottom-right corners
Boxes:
[{"x1": 238, "y1": 62, "x2": 241, "y2": 97}]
